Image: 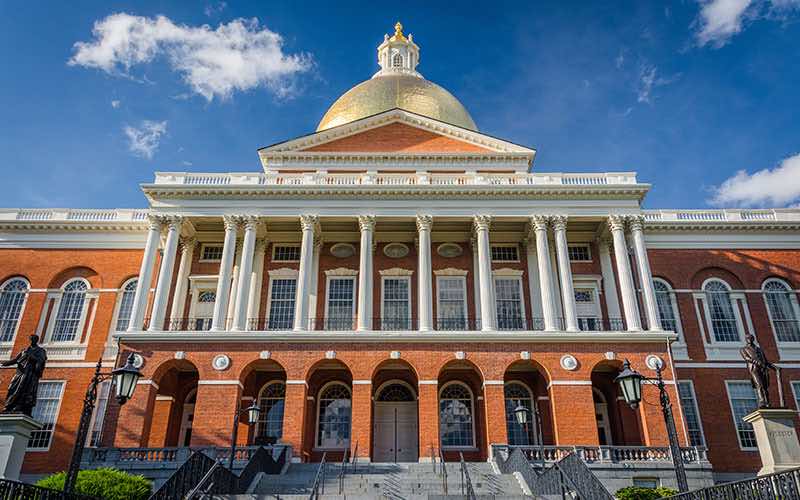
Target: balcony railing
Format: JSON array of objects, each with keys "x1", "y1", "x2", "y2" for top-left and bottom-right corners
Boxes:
[
  {"x1": 643, "y1": 208, "x2": 800, "y2": 223},
  {"x1": 0, "y1": 208, "x2": 149, "y2": 222},
  {"x1": 491, "y1": 445, "x2": 710, "y2": 465}
]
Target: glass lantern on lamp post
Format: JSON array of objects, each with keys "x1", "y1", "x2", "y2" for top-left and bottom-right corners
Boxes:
[
  {"x1": 229, "y1": 402, "x2": 261, "y2": 470},
  {"x1": 513, "y1": 403, "x2": 544, "y2": 468},
  {"x1": 615, "y1": 359, "x2": 688, "y2": 493}
]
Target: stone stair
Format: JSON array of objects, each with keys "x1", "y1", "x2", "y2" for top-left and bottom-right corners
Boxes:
[{"x1": 215, "y1": 461, "x2": 531, "y2": 499}]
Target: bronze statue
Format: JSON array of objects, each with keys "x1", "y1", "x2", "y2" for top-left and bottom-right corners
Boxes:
[
  {"x1": 740, "y1": 333, "x2": 776, "y2": 408},
  {"x1": 1, "y1": 334, "x2": 47, "y2": 417}
]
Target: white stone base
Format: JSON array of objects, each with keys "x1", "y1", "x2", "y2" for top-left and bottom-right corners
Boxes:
[
  {"x1": 743, "y1": 408, "x2": 800, "y2": 476},
  {"x1": 0, "y1": 414, "x2": 43, "y2": 480}
]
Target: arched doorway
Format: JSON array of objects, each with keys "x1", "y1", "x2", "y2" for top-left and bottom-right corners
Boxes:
[
  {"x1": 240, "y1": 359, "x2": 287, "y2": 446},
  {"x1": 306, "y1": 359, "x2": 353, "y2": 461},
  {"x1": 149, "y1": 359, "x2": 199, "y2": 447},
  {"x1": 373, "y1": 381, "x2": 418, "y2": 462},
  {"x1": 591, "y1": 360, "x2": 644, "y2": 446},
  {"x1": 178, "y1": 388, "x2": 196, "y2": 446},
  {"x1": 503, "y1": 359, "x2": 552, "y2": 446},
  {"x1": 438, "y1": 359, "x2": 485, "y2": 461}
]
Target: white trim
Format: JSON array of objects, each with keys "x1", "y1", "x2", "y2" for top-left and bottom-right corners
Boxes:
[
  {"x1": 548, "y1": 380, "x2": 593, "y2": 387},
  {"x1": 483, "y1": 380, "x2": 505, "y2": 386},
  {"x1": 493, "y1": 274, "x2": 527, "y2": 327},
  {"x1": 491, "y1": 268, "x2": 524, "y2": 277},
  {"x1": 352, "y1": 380, "x2": 371, "y2": 385},
  {"x1": 374, "y1": 379, "x2": 417, "y2": 400},
  {"x1": 490, "y1": 243, "x2": 520, "y2": 263},
  {"x1": 567, "y1": 243, "x2": 592, "y2": 262},
  {"x1": 433, "y1": 268, "x2": 469, "y2": 277},
  {"x1": 197, "y1": 380, "x2": 244, "y2": 389},
  {"x1": 267, "y1": 268, "x2": 299, "y2": 278},
  {"x1": 724, "y1": 380, "x2": 759, "y2": 451},
  {"x1": 381, "y1": 274, "x2": 412, "y2": 330},
  {"x1": 435, "y1": 275, "x2": 467, "y2": 330},
  {"x1": 26, "y1": 379, "x2": 66, "y2": 452},
  {"x1": 697, "y1": 278, "x2": 747, "y2": 360},
  {"x1": 137, "y1": 379, "x2": 159, "y2": 389},
  {"x1": 155, "y1": 395, "x2": 175, "y2": 401},
  {"x1": 418, "y1": 380, "x2": 438, "y2": 385},
  {"x1": 378, "y1": 267, "x2": 414, "y2": 276},
  {"x1": 0, "y1": 276, "x2": 30, "y2": 350},
  {"x1": 674, "y1": 362, "x2": 746, "y2": 368},
  {"x1": 677, "y1": 380, "x2": 706, "y2": 447},
  {"x1": 286, "y1": 380, "x2": 307, "y2": 385},
  {"x1": 653, "y1": 278, "x2": 687, "y2": 360},
  {"x1": 761, "y1": 278, "x2": 800, "y2": 360},
  {"x1": 265, "y1": 275, "x2": 298, "y2": 329},
  {"x1": 44, "y1": 277, "x2": 94, "y2": 348},
  {"x1": 324, "y1": 267, "x2": 358, "y2": 277},
  {"x1": 272, "y1": 244, "x2": 301, "y2": 263},
  {"x1": 324, "y1": 274, "x2": 357, "y2": 330},
  {"x1": 791, "y1": 381, "x2": 800, "y2": 410},
  {"x1": 315, "y1": 381, "x2": 352, "y2": 449},
  {"x1": 107, "y1": 276, "x2": 138, "y2": 351},
  {"x1": 438, "y1": 380, "x2": 477, "y2": 449},
  {"x1": 199, "y1": 243, "x2": 224, "y2": 263}
]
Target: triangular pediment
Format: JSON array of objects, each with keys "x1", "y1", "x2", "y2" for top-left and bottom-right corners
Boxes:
[{"x1": 258, "y1": 108, "x2": 535, "y2": 155}]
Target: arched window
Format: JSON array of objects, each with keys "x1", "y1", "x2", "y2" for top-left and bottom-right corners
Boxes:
[
  {"x1": 653, "y1": 279, "x2": 679, "y2": 333},
  {"x1": 763, "y1": 279, "x2": 800, "y2": 342},
  {"x1": 504, "y1": 382, "x2": 535, "y2": 445},
  {"x1": 52, "y1": 279, "x2": 88, "y2": 342},
  {"x1": 703, "y1": 280, "x2": 740, "y2": 342},
  {"x1": 256, "y1": 382, "x2": 285, "y2": 444},
  {"x1": 376, "y1": 383, "x2": 415, "y2": 402},
  {"x1": 439, "y1": 382, "x2": 474, "y2": 448},
  {"x1": 392, "y1": 53, "x2": 403, "y2": 68},
  {"x1": 0, "y1": 278, "x2": 28, "y2": 343},
  {"x1": 115, "y1": 279, "x2": 138, "y2": 331},
  {"x1": 317, "y1": 382, "x2": 351, "y2": 448}
]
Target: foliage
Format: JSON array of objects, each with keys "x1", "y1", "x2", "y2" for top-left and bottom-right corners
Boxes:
[
  {"x1": 35, "y1": 467, "x2": 152, "y2": 500},
  {"x1": 615, "y1": 485, "x2": 679, "y2": 500}
]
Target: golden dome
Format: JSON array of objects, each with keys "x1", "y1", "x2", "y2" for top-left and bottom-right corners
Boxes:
[{"x1": 316, "y1": 74, "x2": 478, "y2": 132}]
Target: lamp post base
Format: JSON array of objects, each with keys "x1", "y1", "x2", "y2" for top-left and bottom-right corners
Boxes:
[
  {"x1": 0, "y1": 414, "x2": 43, "y2": 480},
  {"x1": 743, "y1": 408, "x2": 800, "y2": 476}
]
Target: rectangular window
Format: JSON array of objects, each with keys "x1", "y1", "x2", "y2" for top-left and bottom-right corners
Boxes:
[
  {"x1": 791, "y1": 381, "x2": 800, "y2": 411},
  {"x1": 267, "y1": 279, "x2": 296, "y2": 330},
  {"x1": 490, "y1": 245, "x2": 519, "y2": 262},
  {"x1": 87, "y1": 381, "x2": 111, "y2": 447},
  {"x1": 325, "y1": 278, "x2": 355, "y2": 330},
  {"x1": 437, "y1": 277, "x2": 467, "y2": 330},
  {"x1": 200, "y1": 244, "x2": 224, "y2": 262},
  {"x1": 495, "y1": 278, "x2": 524, "y2": 330},
  {"x1": 382, "y1": 277, "x2": 411, "y2": 330},
  {"x1": 568, "y1": 244, "x2": 592, "y2": 261},
  {"x1": 28, "y1": 381, "x2": 65, "y2": 450},
  {"x1": 678, "y1": 381, "x2": 705, "y2": 446},
  {"x1": 272, "y1": 245, "x2": 301, "y2": 262},
  {"x1": 726, "y1": 381, "x2": 759, "y2": 449}
]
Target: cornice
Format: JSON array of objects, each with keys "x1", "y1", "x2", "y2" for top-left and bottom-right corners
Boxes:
[
  {"x1": 0, "y1": 222, "x2": 148, "y2": 232},
  {"x1": 645, "y1": 222, "x2": 800, "y2": 232}
]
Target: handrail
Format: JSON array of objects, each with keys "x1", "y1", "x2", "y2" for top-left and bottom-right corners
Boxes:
[
  {"x1": 351, "y1": 441, "x2": 359, "y2": 475},
  {"x1": 664, "y1": 465, "x2": 800, "y2": 499},
  {"x1": 439, "y1": 446, "x2": 448, "y2": 495},
  {"x1": 308, "y1": 452, "x2": 327, "y2": 500},
  {"x1": 459, "y1": 452, "x2": 477, "y2": 500},
  {"x1": 185, "y1": 459, "x2": 227, "y2": 499},
  {"x1": 0, "y1": 478, "x2": 99, "y2": 499},
  {"x1": 338, "y1": 446, "x2": 350, "y2": 494},
  {"x1": 531, "y1": 453, "x2": 613, "y2": 500}
]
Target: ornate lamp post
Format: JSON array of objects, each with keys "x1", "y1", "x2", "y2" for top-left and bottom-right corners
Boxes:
[
  {"x1": 228, "y1": 402, "x2": 261, "y2": 470},
  {"x1": 65, "y1": 353, "x2": 142, "y2": 494},
  {"x1": 514, "y1": 404, "x2": 544, "y2": 468},
  {"x1": 615, "y1": 359, "x2": 688, "y2": 493}
]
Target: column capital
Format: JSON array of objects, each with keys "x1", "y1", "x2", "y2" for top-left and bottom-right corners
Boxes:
[
  {"x1": 416, "y1": 214, "x2": 433, "y2": 232},
  {"x1": 473, "y1": 214, "x2": 492, "y2": 231},
  {"x1": 531, "y1": 215, "x2": 549, "y2": 231},
  {"x1": 179, "y1": 237, "x2": 197, "y2": 252},
  {"x1": 608, "y1": 214, "x2": 628, "y2": 232},
  {"x1": 358, "y1": 215, "x2": 376, "y2": 232},
  {"x1": 598, "y1": 236, "x2": 614, "y2": 250},
  {"x1": 299, "y1": 214, "x2": 319, "y2": 232},
  {"x1": 550, "y1": 215, "x2": 568, "y2": 231},
  {"x1": 254, "y1": 237, "x2": 269, "y2": 252},
  {"x1": 628, "y1": 215, "x2": 646, "y2": 232},
  {"x1": 146, "y1": 214, "x2": 165, "y2": 231},
  {"x1": 223, "y1": 214, "x2": 241, "y2": 232},
  {"x1": 241, "y1": 215, "x2": 260, "y2": 232},
  {"x1": 163, "y1": 215, "x2": 184, "y2": 231}
]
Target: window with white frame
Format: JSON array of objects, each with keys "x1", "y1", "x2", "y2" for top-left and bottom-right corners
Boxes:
[
  {"x1": 763, "y1": 279, "x2": 800, "y2": 343},
  {"x1": 51, "y1": 280, "x2": 89, "y2": 343},
  {"x1": 567, "y1": 244, "x2": 591, "y2": 262},
  {"x1": 382, "y1": 277, "x2": 411, "y2": 330},
  {"x1": 439, "y1": 383, "x2": 475, "y2": 448},
  {"x1": 704, "y1": 280, "x2": 741, "y2": 342},
  {"x1": 725, "y1": 381, "x2": 759, "y2": 449},
  {"x1": 436, "y1": 277, "x2": 467, "y2": 330},
  {"x1": 491, "y1": 245, "x2": 519, "y2": 262},
  {"x1": 654, "y1": 279, "x2": 680, "y2": 333},
  {"x1": 325, "y1": 277, "x2": 355, "y2": 330},
  {"x1": 575, "y1": 288, "x2": 600, "y2": 331},
  {"x1": 495, "y1": 277, "x2": 524, "y2": 330},
  {"x1": 28, "y1": 381, "x2": 64, "y2": 450},
  {"x1": 677, "y1": 381, "x2": 705, "y2": 447},
  {"x1": 256, "y1": 381, "x2": 285, "y2": 443},
  {"x1": 87, "y1": 381, "x2": 110, "y2": 447},
  {"x1": 0, "y1": 278, "x2": 28, "y2": 343},
  {"x1": 194, "y1": 291, "x2": 215, "y2": 330},
  {"x1": 114, "y1": 279, "x2": 138, "y2": 331},
  {"x1": 200, "y1": 244, "x2": 224, "y2": 262},
  {"x1": 267, "y1": 279, "x2": 296, "y2": 330},
  {"x1": 792, "y1": 381, "x2": 800, "y2": 411},
  {"x1": 504, "y1": 382, "x2": 535, "y2": 445},
  {"x1": 272, "y1": 245, "x2": 301, "y2": 262},
  {"x1": 317, "y1": 383, "x2": 351, "y2": 448}
]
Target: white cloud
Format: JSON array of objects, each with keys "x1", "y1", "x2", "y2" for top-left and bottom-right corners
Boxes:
[
  {"x1": 69, "y1": 13, "x2": 312, "y2": 100},
  {"x1": 204, "y1": 1, "x2": 227, "y2": 17},
  {"x1": 124, "y1": 120, "x2": 167, "y2": 159},
  {"x1": 694, "y1": 0, "x2": 800, "y2": 47},
  {"x1": 709, "y1": 153, "x2": 800, "y2": 206},
  {"x1": 615, "y1": 50, "x2": 625, "y2": 69},
  {"x1": 637, "y1": 64, "x2": 680, "y2": 104},
  {"x1": 111, "y1": 99, "x2": 121, "y2": 108}
]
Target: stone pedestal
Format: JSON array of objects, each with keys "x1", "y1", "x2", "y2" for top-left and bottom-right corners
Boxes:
[
  {"x1": 0, "y1": 414, "x2": 42, "y2": 480},
  {"x1": 743, "y1": 408, "x2": 800, "y2": 476}
]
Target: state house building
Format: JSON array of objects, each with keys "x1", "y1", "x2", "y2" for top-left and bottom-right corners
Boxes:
[{"x1": 3, "y1": 24, "x2": 800, "y2": 485}]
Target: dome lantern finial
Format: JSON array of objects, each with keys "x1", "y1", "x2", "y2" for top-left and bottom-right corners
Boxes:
[{"x1": 374, "y1": 21, "x2": 421, "y2": 79}]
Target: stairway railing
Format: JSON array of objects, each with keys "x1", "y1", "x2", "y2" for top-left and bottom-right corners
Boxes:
[
  {"x1": 185, "y1": 459, "x2": 237, "y2": 500},
  {"x1": 0, "y1": 478, "x2": 99, "y2": 500},
  {"x1": 308, "y1": 452, "x2": 327, "y2": 500},
  {"x1": 459, "y1": 452, "x2": 477, "y2": 500},
  {"x1": 439, "y1": 446, "x2": 448, "y2": 495},
  {"x1": 664, "y1": 465, "x2": 800, "y2": 500},
  {"x1": 338, "y1": 446, "x2": 350, "y2": 494}
]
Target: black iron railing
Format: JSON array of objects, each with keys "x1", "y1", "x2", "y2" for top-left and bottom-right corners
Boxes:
[
  {"x1": 665, "y1": 466, "x2": 800, "y2": 499},
  {"x1": 0, "y1": 478, "x2": 99, "y2": 500},
  {"x1": 459, "y1": 452, "x2": 477, "y2": 500},
  {"x1": 337, "y1": 445, "x2": 350, "y2": 494},
  {"x1": 308, "y1": 452, "x2": 327, "y2": 500},
  {"x1": 185, "y1": 459, "x2": 237, "y2": 500},
  {"x1": 150, "y1": 450, "x2": 216, "y2": 500}
]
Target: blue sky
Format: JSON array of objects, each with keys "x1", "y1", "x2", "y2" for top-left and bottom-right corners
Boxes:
[{"x1": 1, "y1": 0, "x2": 799, "y2": 209}]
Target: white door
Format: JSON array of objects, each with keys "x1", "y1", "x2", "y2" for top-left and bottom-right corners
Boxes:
[
  {"x1": 373, "y1": 402, "x2": 418, "y2": 462},
  {"x1": 575, "y1": 288, "x2": 601, "y2": 330}
]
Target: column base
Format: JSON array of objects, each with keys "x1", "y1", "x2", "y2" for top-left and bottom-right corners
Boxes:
[
  {"x1": 744, "y1": 408, "x2": 800, "y2": 476},
  {"x1": 0, "y1": 414, "x2": 43, "y2": 480}
]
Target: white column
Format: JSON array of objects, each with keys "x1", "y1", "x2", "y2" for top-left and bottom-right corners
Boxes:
[
  {"x1": 474, "y1": 215, "x2": 496, "y2": 331},
  {"x1": 169, "y1": 237, "x2": 196, "y2": 330},
  {"x1": 308, "y1": 237, "x2": 322, "y2": 329},
  {"x1": 524, "y1": 235, "x2": 543, "y2": 321},
  {"x1": 630, "y1": 216, "x2": 661, "y2": 331},
  {"x1": 357, "y1": 215, "x2": 375, "y2": 331},
  {"x1": 211, "y1": 215, "x2": 239, "y2": 331},
  {"x1": 471, "y1": 237, "x2": 482, "y2": 326},
  {"x1": 148, "y1": 216, "x2": 182, "y2": 331},
  {"x1": 293, "y1": 214, "x2": 318, "y2": 331},
  {"x1": 608, "y1": 215, "x2": 641, "y2": 331},
  {"x1": 128, "y1": 215, "x2": 163, "y2": 331},
  {"x1": 598, "y1": 238, "x2": 622, "y2": 323},
  {"x1": 232, "y1": 217, "x2": 259, "y2": 331},
  {"x1": 226, "y1": 240, "x2": 244, "y2": 327},
  {"x1": 552, "y1": 216, "x2": 579, "y2": 332},
  {"x1": 246, "y1": 238, "x2": 267, "y2": 330},
  {"x1": 532, "y1": 216, "x2": 557, "y2": 331},
  {"x1": 417, "y1": 215, "x2": 434, "y2": 331}
]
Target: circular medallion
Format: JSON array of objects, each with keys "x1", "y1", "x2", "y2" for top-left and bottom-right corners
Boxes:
[
  {"x1": 436, "y1": 243, "x2": 463, "y2": 258},
  {"x1": 131, "y1": 353, "x2": 145, "y2": 369},
  {"x1": 330, "y1": 243, "x2": 356, "y2": 258},
  {"x1": 212, "y1": 354, "x2": 231, "y2": 371},
  {"x1": 560, "y1": 354, "x2": 579, "y2": 371},
  {"x1": 383, "y1": 243, "x2": 409, "y2": 259},
  {"x1": 645, "y1": 355, "x2": 664, "y2": 371}
]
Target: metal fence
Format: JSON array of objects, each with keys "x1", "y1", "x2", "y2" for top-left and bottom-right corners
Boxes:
[
  {"x1": 0, "y1": 478, "x2": 99, "y2": 500},
  {"x1": 665, "y1": 466, "x2": 800, "y2": 500}
]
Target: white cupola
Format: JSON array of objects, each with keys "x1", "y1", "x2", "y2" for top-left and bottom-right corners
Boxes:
[{"x1": 373, "y1": 22, "x2": 423, "y2": 79}]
